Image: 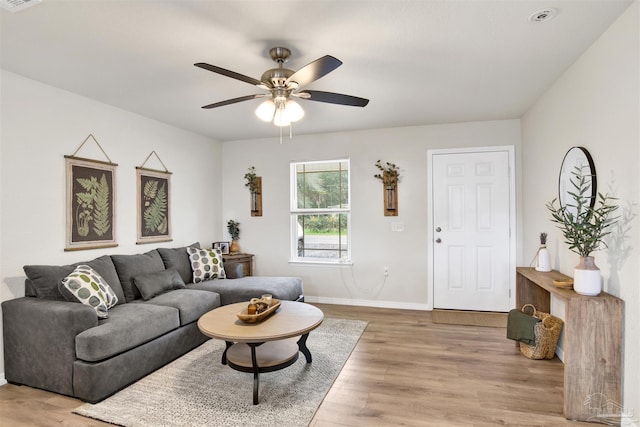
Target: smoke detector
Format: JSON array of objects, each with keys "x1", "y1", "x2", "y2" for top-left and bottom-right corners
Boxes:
[
  {"x1": 529, "y1": 8, "x2": 557, "y2": 22},
  {"x1": 1, "y1": 0, "x2": 42, "y2": 13}
]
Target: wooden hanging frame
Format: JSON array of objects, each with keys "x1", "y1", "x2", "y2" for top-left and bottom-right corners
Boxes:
[
  {"x1": 64, "y1": 133, "x2": 117, "y2": 165},
  {"x1": 136, "y1": 150, "x2": 172, "y2": 174},
  {"x1": 65, "y1": 134, "x2": 118, "y2": 251},
  {"x1": 136, "y1": 151, "x2": 172, "y2": 244}
]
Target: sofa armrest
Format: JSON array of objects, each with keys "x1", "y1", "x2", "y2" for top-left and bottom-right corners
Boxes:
[{"x1": 2, "y1": 297, "x2": 98, "y2": 396}]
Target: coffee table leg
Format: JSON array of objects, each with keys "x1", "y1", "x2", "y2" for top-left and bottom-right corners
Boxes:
[
  {"x1": 249, "y1": 343, "x2": 260, "y2": 405},
  {"x1": 222, "y1": 341, "x2": 233, "y2": 365},
  {"x1": 297, "y1": 333, "x2": 312, "y2": 363}
]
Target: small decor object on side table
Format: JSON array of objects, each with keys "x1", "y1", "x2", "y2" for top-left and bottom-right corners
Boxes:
[
  {"x1": 535, "y1": 232, "x2": 551, "y2": 272},
  {"x1": 546, "y1": 162, "x2": 618, "y2": 296},
  {"x1": 227, "y1": 220, "x2": 240, "y2": 254},
  {"x1": 374, "y1": 160, "x2": 400, "y2": 216},
  {"x1": 244, "y1": 166, "x2": 262, "y2": 217}
]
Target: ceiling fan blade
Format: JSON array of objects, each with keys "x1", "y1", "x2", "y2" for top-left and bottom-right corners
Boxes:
[
  {"x1": 201, "y1": 94, "x2": 265, "y2": 109},
  {"x1": 285, "y1": 55, "x2": 342, "y2": 88},
  {"x1": 297, "y1": 90, "x2": 369, "y2": 107},
  {"x1": 194, "y1": 63, "x2": 269, "y2": 88}
]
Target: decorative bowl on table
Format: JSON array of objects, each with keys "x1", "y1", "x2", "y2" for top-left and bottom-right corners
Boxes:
[
  {"x1": 237, "y1": 299, "x2": 281, "y2": 323},
  {"x1": 552, "y1": 279, "x2": 574, "y2": 289}
]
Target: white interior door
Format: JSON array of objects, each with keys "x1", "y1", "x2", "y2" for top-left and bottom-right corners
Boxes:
[{"x1": 431, "y1": 149, "x2": 512, "y2": 312}]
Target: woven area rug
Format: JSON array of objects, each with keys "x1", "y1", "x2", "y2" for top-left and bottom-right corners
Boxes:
[{"x1": 74, "y1": 317, "x2": 367, "y2": 427}]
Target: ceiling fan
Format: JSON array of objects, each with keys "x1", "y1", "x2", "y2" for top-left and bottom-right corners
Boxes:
[{"x1": 194, "y1": 47, "x2": 369, "y2": 127}]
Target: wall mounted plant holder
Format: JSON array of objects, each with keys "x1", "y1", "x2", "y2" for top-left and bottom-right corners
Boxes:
[
  {"x1": 251, "y1": 177, "x2": 263, "y2": 217},
  {"x1": 383, "y1": 183, "x2": 398, "y2": 216}
]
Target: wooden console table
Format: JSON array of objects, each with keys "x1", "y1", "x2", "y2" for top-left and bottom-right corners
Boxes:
[
  {"x1": 516, "y1": 267, "x2": 623, "y2": 423},
  {"x1": 222, "y1": 253, "x2": 254, "y2": 279}
]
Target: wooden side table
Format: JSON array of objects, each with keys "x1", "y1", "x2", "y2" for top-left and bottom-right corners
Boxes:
[
  {"x1": 222, "y1": 253, "x2": 254, "y2": 278},
  {"x1": 515, "y1": 267, "x2": 623, "y2": 423}
]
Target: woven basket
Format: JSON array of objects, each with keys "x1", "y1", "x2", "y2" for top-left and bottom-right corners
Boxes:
[{"x1": 519, "y1": 304, "x2": 564, "y2": 360}]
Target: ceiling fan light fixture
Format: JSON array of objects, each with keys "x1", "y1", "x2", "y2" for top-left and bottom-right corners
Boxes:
[
  {"x1": 285, "y1": 99, "x2": 304, "y2": 122},
  {"x1": 273, "y1": 107, "x2": 291, "y2": 127},
  {"x1": 255, "y1": 99, "x2": 276, "y2": 122}
]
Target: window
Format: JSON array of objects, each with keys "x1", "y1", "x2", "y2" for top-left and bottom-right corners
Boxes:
[{"x1": 291, "y1": 159, "x2": 350, "y2": 263}]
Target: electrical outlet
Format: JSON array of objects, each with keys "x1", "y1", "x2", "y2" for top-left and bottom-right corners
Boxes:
[{"x1": 384, "y1": 266, "x2": 389, "y2": 277}]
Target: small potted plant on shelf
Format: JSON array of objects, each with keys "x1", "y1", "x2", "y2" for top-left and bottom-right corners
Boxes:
[
  {"x1": 546, "y1": 165, "x2": 618, "y2": 295},
  {"x1": 227, "y1": 220, "x2": 240, "y2": 254}
]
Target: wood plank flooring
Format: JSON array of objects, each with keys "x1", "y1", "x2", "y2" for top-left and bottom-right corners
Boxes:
[{"x1": 0, "y1": 303, "x2": 592, "y2": 426}]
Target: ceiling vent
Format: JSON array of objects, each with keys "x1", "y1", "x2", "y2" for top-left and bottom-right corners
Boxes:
[
  {"x1": 1, "y1": 0, "x2": 42, "y2": 13},
  {"x1": 529, "y1": 8, "x2": 557, "y2": 23}
]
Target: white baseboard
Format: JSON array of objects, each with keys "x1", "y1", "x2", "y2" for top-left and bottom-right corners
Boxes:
[
  {"x1": 0, "y1": 373, "x2": 6, "y2": 386},
  {"x1": 555, "y1": 345, "x2": 565, "y2": 363},
  {"x1": 304, "y1": 296, "x2": 431, "y2": 311}
]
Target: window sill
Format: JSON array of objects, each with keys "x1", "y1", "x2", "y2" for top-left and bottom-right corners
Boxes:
[{"x1": 288, "y1": 259, "x2": 353, "y2": 267}]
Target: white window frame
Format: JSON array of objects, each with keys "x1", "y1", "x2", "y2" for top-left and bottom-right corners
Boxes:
[{"x1": 289, "y1": 158, "x2": 351, "y2": 264}]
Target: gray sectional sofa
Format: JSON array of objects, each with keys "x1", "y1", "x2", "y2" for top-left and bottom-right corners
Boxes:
[{"x1": 1, "y1": 244, "x2": 303, "y2": 403}]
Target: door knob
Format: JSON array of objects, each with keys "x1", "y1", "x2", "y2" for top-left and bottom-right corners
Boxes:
[
  {"x1": 435, "y1": 227, "x2": 442, "y2": 232},
  {"x1": 435, "y1": 238, "x2": 442, "y2": 243}
]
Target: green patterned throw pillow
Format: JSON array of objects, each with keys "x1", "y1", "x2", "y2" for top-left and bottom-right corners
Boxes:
[
  {"x1": 60, "y1": 265, "x2": 118, "y2": 318},
  {"x1": 187, "y1": 247, "x2": 226, "y2": 283}
]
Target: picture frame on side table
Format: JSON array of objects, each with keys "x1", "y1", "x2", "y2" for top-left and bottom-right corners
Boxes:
[
  {"x1": 136, "y1": 167, "x2": 172, "y2": 244},
  {"x1": 213, "y1": 241, "x2": 230, "y2": 255},
  {"x1": 65, "y1": 156, "x2": 118, "y2": 251}
]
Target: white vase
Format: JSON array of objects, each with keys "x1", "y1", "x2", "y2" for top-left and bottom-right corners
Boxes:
[
  {"x1": 573, "y1": 256, "x2": 602, "y2": 296},
  {"x1": 535, "y1": 245, "x2": 551, "y2": 272}
]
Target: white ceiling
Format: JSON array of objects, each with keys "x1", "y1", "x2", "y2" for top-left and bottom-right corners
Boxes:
[{"x1": 1, "y1": 0, "x2": 632, "y2": 141}]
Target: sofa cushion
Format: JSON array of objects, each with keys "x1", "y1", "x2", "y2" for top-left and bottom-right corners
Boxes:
[
  {"x1": 187, "y1": 247, "x2": 226, "y2": 283},
  {"x1": 111, "y1": 250, "x2": 165, "y2": 302},
  {"x1": 75, "y1": 303, "x2": 179, "y2": 362},
  {"x1": 157, "y1": 243, "x2": 200, "y2": 284},
  {"x1": 136, "y1": 289, "x2": 220, "y2": 325},
  {"x1": 188, "y1": 276, "x2": 303, "y2": 305},
  {"x1": 133, "y1": 268, "x2": 185, "y2": 301},
  {"x1": 23, "y1": 255, "x2": 125, "y2": 303},
  {"x1": 59, "y1": 265, "x2": 118, "y2": 318}
]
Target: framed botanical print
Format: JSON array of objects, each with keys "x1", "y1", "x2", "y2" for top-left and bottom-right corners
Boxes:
[
  {"x1": 137, "y1": 167, "x2": 172, "y2": 244},
  {"x1": 65, "y1": 156, "x2": 118, "y2": 251}
]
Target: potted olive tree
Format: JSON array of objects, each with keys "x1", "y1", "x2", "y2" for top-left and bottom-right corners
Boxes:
[{"x1": 546, "y1": 165, "x2": 618, "y2": 295}]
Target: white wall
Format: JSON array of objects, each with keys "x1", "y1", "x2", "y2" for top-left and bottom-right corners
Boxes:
[
  {"x1": 221, "y1": 120, "x2": 522, "y2": 309},
  {"x1": 521, "y1": 1, "x2": 639, "y2": 413},
  {"x1": 0, "y1": 70, "x2": 223, "y2": 380}
]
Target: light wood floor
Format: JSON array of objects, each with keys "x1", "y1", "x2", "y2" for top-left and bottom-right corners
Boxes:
[{"x1": 0, "y1": 303, "x2": 592, "y2": 426}]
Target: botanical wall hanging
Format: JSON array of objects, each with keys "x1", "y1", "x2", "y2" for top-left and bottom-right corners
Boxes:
[
  {"x1": 374, "y1": 160, "x2": 400, "y2": 216},
  {"x1": 244, "y1": 166, "x2": 262, "y2": 216},
  {"x1": 65, "y1": 134, "x2": 117, "y2": 251},
  {"x1": 136, "y1": 151, "x2": 172, "y2": 244}
]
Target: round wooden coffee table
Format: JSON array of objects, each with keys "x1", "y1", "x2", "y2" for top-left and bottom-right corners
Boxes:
[{"x1": 197, "y1": 301, "x2": 324, "y2": 404}]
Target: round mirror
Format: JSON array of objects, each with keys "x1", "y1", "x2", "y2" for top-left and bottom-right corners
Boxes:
[{"x1": 558, "y1": 146, "x2": 597, "y2": 216}]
